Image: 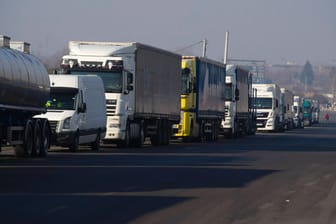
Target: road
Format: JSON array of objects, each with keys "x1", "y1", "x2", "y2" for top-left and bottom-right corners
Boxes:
[{"x1": 1, "y1": 114, "x2": 336, "y2": 224}]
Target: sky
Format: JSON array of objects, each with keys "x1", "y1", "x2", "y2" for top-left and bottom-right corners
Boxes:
[{"x1": 1, "y1": 0, "x2": 335, "y2": 65}]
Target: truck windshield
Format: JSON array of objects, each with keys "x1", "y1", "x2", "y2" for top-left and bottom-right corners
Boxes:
[
  {"x1": 70, "y1": 71, "x2": 122, "y2": 93},
  {"x1": 293, "y1": 106, "x2": 298, "y2": 113},
  {"x1": 224, "y1": 83, "x2": 233, "y2": 101},
  {"x1": 304, "y1": 107, "x2": 312, "y2": 113},
  {"x1": 181, "y1": 68, "x2": 192, "y2": 94},
  {"x1": 46, "y1": 88, "x2": 78, "y2": 110},
  {"x1": 255, "y1": 97, "x2": 272, "y2": 109}
]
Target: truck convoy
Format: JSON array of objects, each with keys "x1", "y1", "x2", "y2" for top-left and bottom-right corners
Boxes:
[
  {"x1": 221, "y1": 64, "x2": 256, "y2": 137},
  {"x1": 293, "y1": 95, "x2": 304, "y2": 128},
  {"x1": 253, "y1": 83, "x2": 282, "y2": 132},
  {"x1": 61, "y1": 41, "x2": 181, "y2": 147},
  {"x1": 35, "y1": 75, "x2": 106, "y2": 151},
  {"x1": 280, "y1": 88, "x2": 294, "y2": 130},
  {"x1": 173, "y1": 56, "x2": 226, "y2": 141},
  {"x1": 0, "y1": 35, "x2": 51, "y2": 157}
]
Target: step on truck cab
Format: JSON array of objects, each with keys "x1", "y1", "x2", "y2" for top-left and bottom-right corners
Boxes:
[
  {"x1": 35, "y1": 75, "x2": 106, "y2": 151},
  {"x1": 61, "y1": 41, "x2": 181, "y2": 147}
]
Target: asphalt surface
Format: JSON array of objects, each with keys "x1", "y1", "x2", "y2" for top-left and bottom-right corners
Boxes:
[{"x1": 1, "y1": 112, "x2": 336, "y2": 224}]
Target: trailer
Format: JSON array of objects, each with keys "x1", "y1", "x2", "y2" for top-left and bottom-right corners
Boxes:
[
  {"x1": 0, "y1": 35, "x2": 50, "y2": 157},
  {"x1": 221, "y1": 64, "x2": 256, "y2": 137},
  {"x1": 61, "y1": 41, "x2": 181, "y2": 147},
  {"x1": 173, "y1": 56, "x2": 226, "y2": 141}
]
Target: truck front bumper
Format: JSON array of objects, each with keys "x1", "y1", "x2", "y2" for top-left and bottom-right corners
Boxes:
[{"x1": 51, "y1": 131, "x2": 77, "y2": 146}]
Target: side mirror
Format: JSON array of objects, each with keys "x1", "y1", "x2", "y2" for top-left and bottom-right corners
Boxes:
[
  {"x1": 78, "y1": 103, "x2": 87, "y2": 113},
  {"x1": 127, "y1": 85, "x2": 134, "y2": 91},
  {"x1": 235, "y1": 89, "x2": 240, "y2": 101},
  {"x1": 127, "y1": 73, "x2": 133, "y2": 84}
]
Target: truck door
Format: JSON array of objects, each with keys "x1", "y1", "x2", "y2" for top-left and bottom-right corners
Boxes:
[{"x1": 78, "y1": 89, "x2": 87, "y2": 133}]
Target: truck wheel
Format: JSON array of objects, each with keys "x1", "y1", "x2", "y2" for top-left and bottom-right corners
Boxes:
[
  {"x1": 135, "y1": 125, "x2": 145, "y2": 148},
  {"x1": 162, "y1": 120, "x2": 169, "y2": 145},
  {"x1": 15, "y1": 120, "x2": 34, "y2": 157},
  {"x1": 151, "y1": 120, "x2": 162, "y2": 146},
  {"x1": 32, "y1": 119, "x2": 42, "y2": 156},
  {"x1": 40, "y1": 119, "x2": 50, "y2": 157},
  {"x1": 69, "y1": 132, "x2": 79, "y2": 152},
  {"x1": 91, "y1": 131, "x2": 101, "y2": 151}
]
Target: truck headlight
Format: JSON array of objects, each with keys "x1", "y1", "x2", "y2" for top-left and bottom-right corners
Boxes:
[{"x1": 63, "y1": 117, "x2": 71, "y2": 129}]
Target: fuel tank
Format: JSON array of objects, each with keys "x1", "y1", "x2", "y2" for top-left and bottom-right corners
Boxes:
[{"x1": 0, "y1": 36, "x2": 50, "y2": 112}]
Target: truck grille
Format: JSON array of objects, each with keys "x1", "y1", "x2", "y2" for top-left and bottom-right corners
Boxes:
[
  {"x1": 256, "y1": 120, "x2": 267, "y2": 128},
  {"x1": 257, "y1": 112, "x2": 268, "y2": 118},
  {"x1": 224, "y1": 106, "x2": 229, "y2": 116},
  {"x1": 106, "y1": 99, "x2": 117, "y2": 116}
]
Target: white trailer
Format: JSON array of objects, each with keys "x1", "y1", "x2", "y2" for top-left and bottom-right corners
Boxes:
[
  {"x1": 253, "y1": 83, "x2": 282, "y2": 132},
  {"x1": 61, "y1": 41, "x2": 181, "y2": 147}
]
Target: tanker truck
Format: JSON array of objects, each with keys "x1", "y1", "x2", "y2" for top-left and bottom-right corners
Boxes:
[
  {"x1": 60, "y1": 41, "x2": 181, "y2": 147},
  {"x1": 173, "y1": 56, "x2": 226, "y2": 141},
  {"x1": 0, "y1": 35, "x2": 50, "y2": 157}
]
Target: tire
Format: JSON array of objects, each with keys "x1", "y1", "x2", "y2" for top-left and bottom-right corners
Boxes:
[
  {"x1": 91, "y1": 131, "x2": 101, "y2": 151},
  {"x1": 135, "y1": 124, "x2": 145, "y2": 148},
  {"x1": 69, "y1": 132, "x2": 79, "y2": 152},
  {"x1": 162, "y1": 120, "x2": 169, "y2": 145},
  {"x1": 32, "y1": 119, "x2": 42, "y2": 157},
  {"x1": 15, "y1": 120, "x2": 34, "y2": 157},
  {"x1": 151, "y1": 120, "x2": 162, "y2": 146},
  {"x1": 40, "y1": 120, "x2": 50, "y2": 157}
]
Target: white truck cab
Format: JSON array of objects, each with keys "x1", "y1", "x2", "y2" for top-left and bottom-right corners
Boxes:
[
  {"x1": 293, "y1": 95, "x2": 304, "y2": 128},
  {"x1": 253, "y1": 83, "x2": 281, "y2": 131},
  {"x1": 35, "y1": 75, "x2": 106, "y2": 151}
]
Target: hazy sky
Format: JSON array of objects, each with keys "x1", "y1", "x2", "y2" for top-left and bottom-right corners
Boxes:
[{"x1": 1, "y1": 0, "x2": 335, "y2": 65}]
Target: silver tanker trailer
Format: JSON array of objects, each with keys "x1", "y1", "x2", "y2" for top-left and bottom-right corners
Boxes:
[{"x1": 0, "y1": 35, "x2": 50, "y2": 157}]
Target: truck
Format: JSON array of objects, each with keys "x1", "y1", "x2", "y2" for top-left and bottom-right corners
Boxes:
[
  {"x1": 35, "y1": 75, "x2": 106, "y2": 151},
  {"x1": 60, "y1": 41, "x2": 181, "y2": 147},
  {"x1": 280, "y1": 88, "x2": 294, "y2": 130},
  {"x1": 173, "y1": 56, "x2": 226, "y2": 141},
  {"x1": 312, "y1": 99, "x2": 320, "y2": 124},
  {"x1": 0, "y1": 35, "x2": 51, "y2": 157},
  {"x1": 252, "y1": 83, "x2": 282, "y2": 132},
  {"x1": 221, "y1": 64, "x2": 256, "y2": 137},
  {"x1": 293, "y1": 95, "x2": 304, "y2": 128},
  {"x1": 303, "y1": 99, "x2": 313, "y2": 126}
]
